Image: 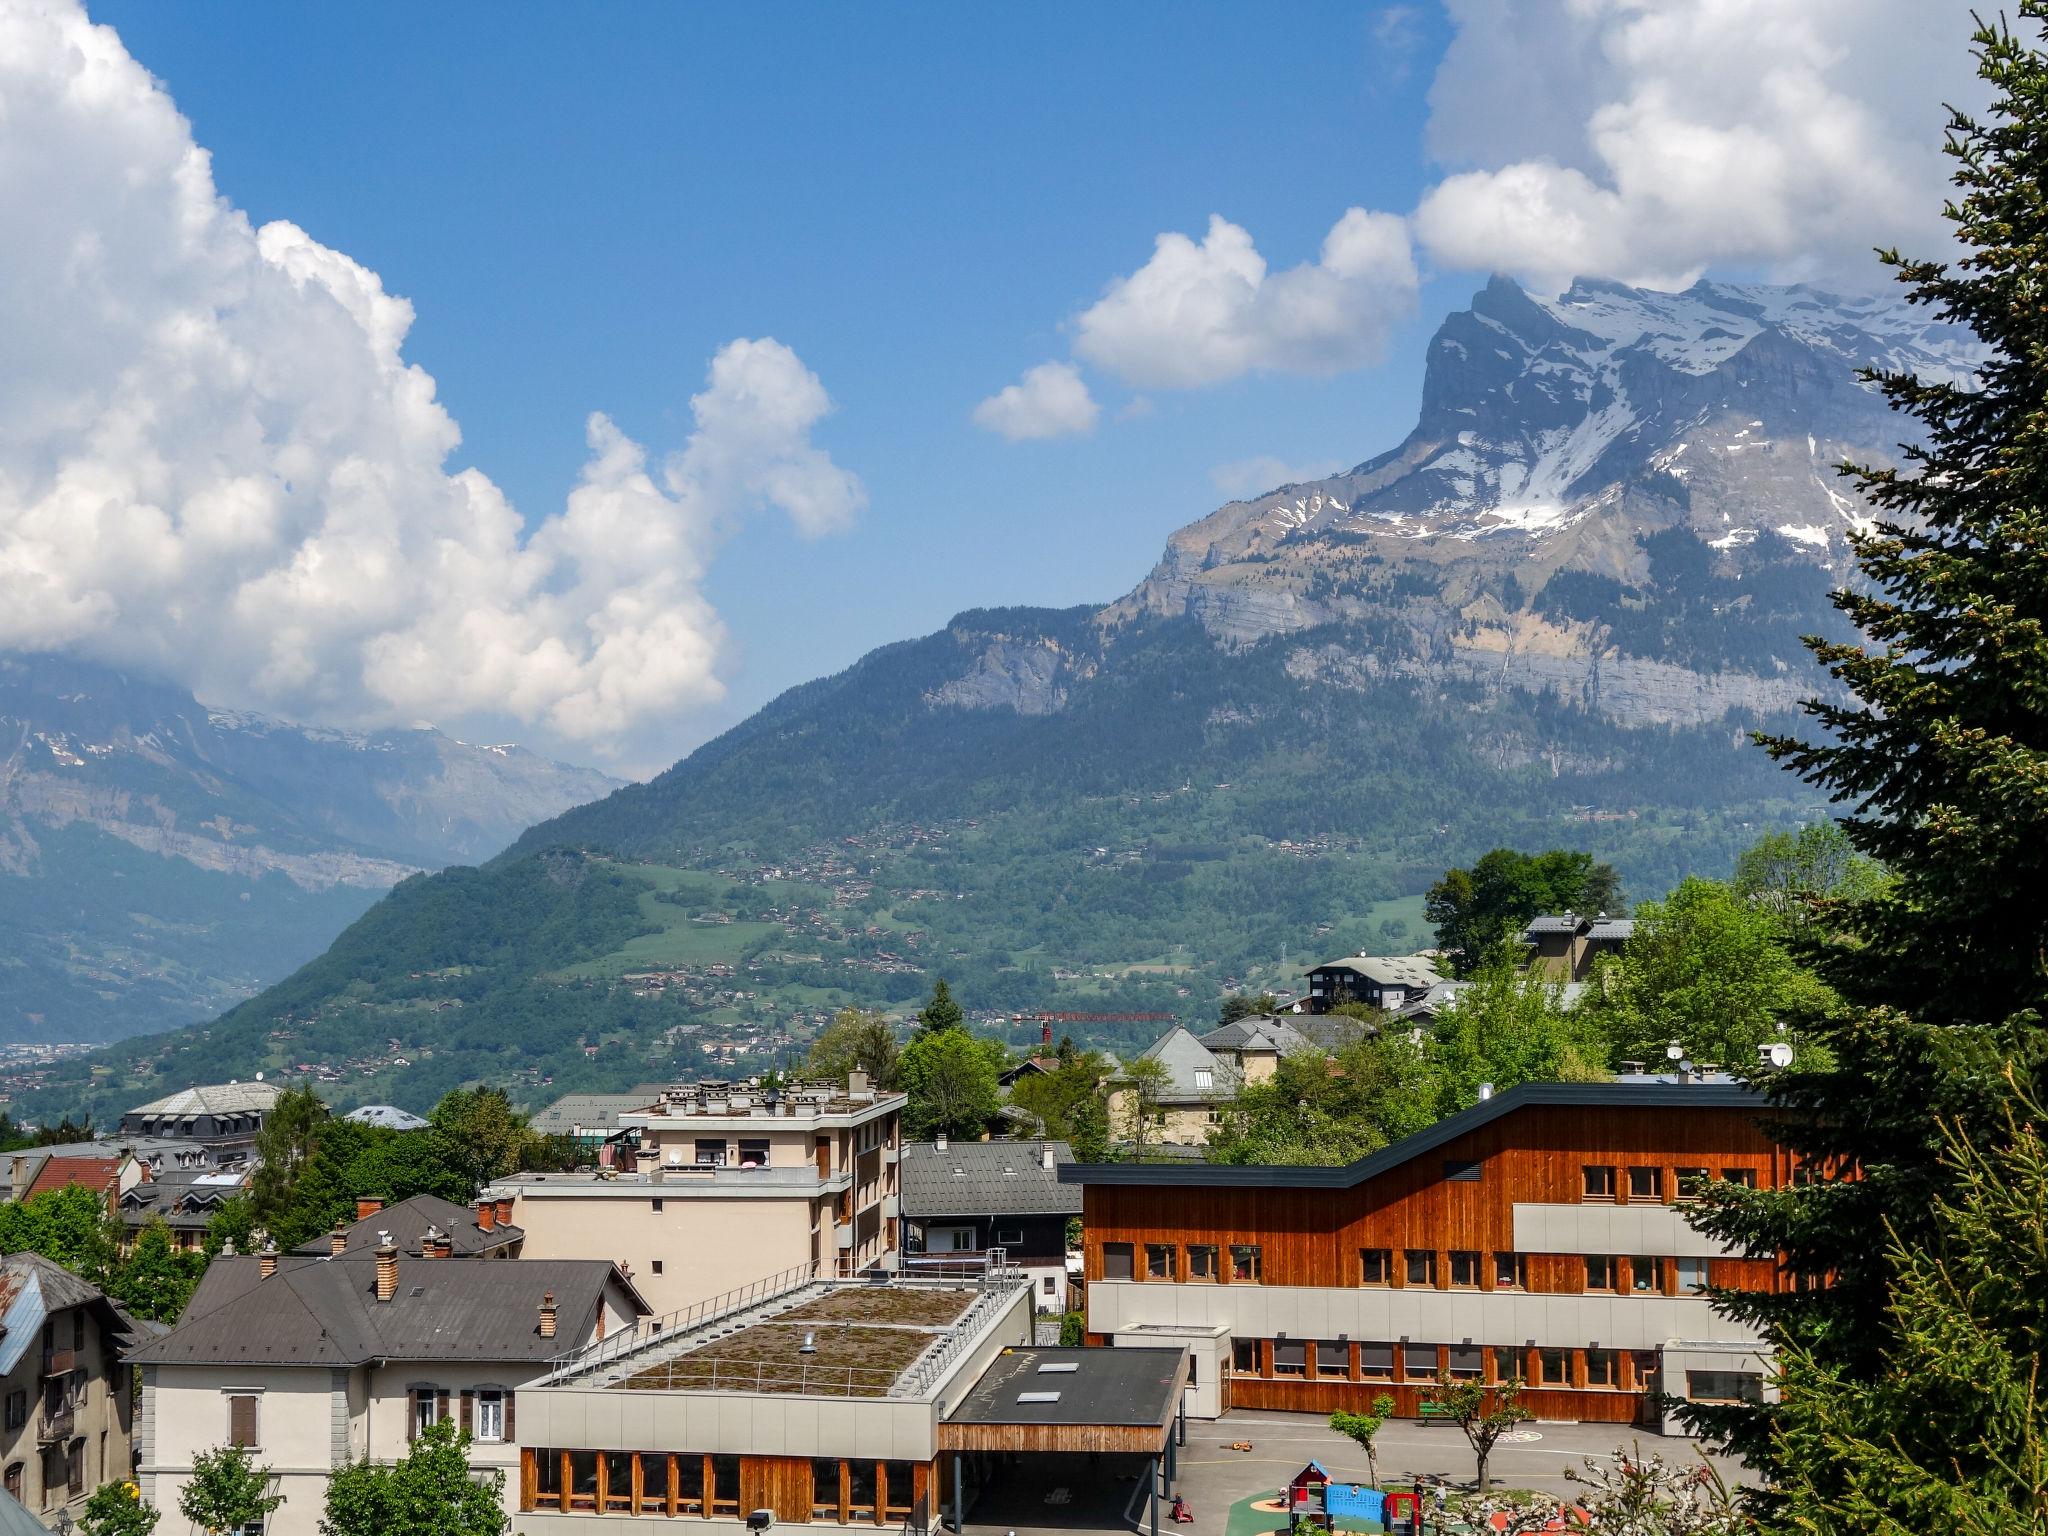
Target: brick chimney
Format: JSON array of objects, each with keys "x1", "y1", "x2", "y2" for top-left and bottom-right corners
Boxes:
[
  {"x1": 421, "y1": 1225, "x2": 445, "y2": 1259},
  {"x1": 258, "y1": 1241, "x2": 279, "y2": 1280},
  {"x1": 538, "y1": 1289, "x2": 557, "y2": 1340},
  {"x1": 374, "y1": 1232, "x2": 398, "y2": 1303},
  {"x1": 1042, "y1": 1020, "x2": 1053, "y2": 1051},
  {"x1": 476, "y1": 1199, "x2": 497, "y2": 1233},
  {"x1": 495, "y1": 1197, "x2": 514, "y2": 1228},
  {"x1": 329, "y1": 1222, "x2": 348, "y2": 1257},
  {"x1": 357, "y1": 1196, "x2": 384, "y2": 1222}
]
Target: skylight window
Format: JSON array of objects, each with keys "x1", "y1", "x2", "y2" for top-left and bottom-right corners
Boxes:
[
  {"x1": 1035, "y1": 1362, "x2": 1079, "y2": 1374},
  {"x1": 1017, "y1": 1391, "x2": 1062, "y2": 1403}
]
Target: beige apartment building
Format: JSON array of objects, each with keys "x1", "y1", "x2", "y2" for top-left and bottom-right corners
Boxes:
[{"x1": 489, "y1": 1078, "x2": 903, "y2": 1317}]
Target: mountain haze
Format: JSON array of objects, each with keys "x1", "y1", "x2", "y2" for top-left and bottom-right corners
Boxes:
[
  {"x1": 18, "y1": 276, "x2": 1979, "y2": 1119},
  {"x1": 0, "y1": 653, "x2": 620, "y2": 1043}
]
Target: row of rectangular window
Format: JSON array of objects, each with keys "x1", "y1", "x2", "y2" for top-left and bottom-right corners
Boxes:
[
  {"x1": 526, "y1": 1450, "x2": 917, "y2": 1522},
  {"x1": 1103, "y1": 1242, "x2": 1709, "y2": 1294},
  {"x1": 1582, "y1": 1165, "x2": 1756, "y2": 1201},
  {"x1": 1231, "y1": 1337, "x2": 1645, "y2": 1389},
  {"x1": 224, "y1": 1387, "x2": 513, "y2": 1453}
]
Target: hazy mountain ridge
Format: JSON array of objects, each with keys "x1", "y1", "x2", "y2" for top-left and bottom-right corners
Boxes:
[{"x1": 0, "y1": 653, "x2": 621, "y2": 1041}]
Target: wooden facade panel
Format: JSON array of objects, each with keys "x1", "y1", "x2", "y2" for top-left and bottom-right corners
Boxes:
[
  {"x1": 936, "y1": 1422, "x2": 1169, "y2": 1454},
  {"x1": 741, "y1": 1456, "x2": 816, "y2": 1524},
  {"x1": 1084, "y1": 1103, "x2": 1785, "y2": 1296}
]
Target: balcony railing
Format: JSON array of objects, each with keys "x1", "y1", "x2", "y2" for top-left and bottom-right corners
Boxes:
[{"x1": 37, "y1": 1402, "x2": 74, "y2": 1443}]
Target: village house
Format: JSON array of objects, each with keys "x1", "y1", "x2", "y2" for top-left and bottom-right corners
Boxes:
[
  {"x1": 0, "y1": 1254, "x2": 136, "y2": 1525},
  {"x1": 1521, "y1": 913, "x2": 1636, "y2": 982},
  {"x1": 1298, "y1": 954, "x2": 1443, "y2": 1014},
  {"x1": 118, "y1": 1167, "x2": 250, "y2": 1254},
  {"x1": 898, "y1": 1139, "x2": 1080, "y2": 1313},
  {"x1": 130, "y1": 1232, "x2": 647, "y2": 1536},
  {"x1": 1105, "y1": 1028, "x2": 1237, "y2": 1151},
  {"x1": 487, "y1": 1077, "x2": 902, "y2": 1317},
  {"x1": 1063, "y1": 1075, "x2": 1778, "y2": 1433}
]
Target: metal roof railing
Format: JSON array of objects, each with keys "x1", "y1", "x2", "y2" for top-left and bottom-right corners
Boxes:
[{"x1": 537, "y1": 1261, "x2": 822, "y2": 1384}]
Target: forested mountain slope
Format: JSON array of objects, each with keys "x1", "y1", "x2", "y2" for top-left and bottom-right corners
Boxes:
[{"x1": 17, "y1": 276, "x2": 1977, "y2": 1120}]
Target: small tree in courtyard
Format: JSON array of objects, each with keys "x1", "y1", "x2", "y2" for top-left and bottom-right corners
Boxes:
[
  {"x1": 1422, "y1": 1372, "x2": 1531, "y2": 1495},
  {"x1": 321, "y1": 1418, "x2": 507, "y2": 1536},
  {"x1": 79, "y1": 1480, "x2": 159, "y2": 1536},
  {"x1": 181, "y1": 1444, "x2": 283, "y2": 1536},
  {"x1": 1329, "y1": 1396, "x2": 1397, "y2": 1489}
]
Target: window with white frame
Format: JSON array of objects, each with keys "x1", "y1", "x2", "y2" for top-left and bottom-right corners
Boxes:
[{"x1": 473, "y1": 1389, "x2": 505, "y2": 1442}]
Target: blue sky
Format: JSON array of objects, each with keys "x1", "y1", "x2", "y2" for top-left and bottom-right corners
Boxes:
[
  {"x1": 92, "y1": 1, "x2": 1468, "y2": 745},
  {"x1": 6, "y1": 1, "x2": 1971, "y2": 772}
]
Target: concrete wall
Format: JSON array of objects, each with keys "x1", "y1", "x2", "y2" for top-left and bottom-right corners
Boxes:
[
  {"x1": 514, "y1": 1387, "x2": 939, "y2": 1464},
  {"x1": 511, "y1": 1192, "x2": 818, "y2": 1317},
  {"x1": 1511, "y1": 1203, "x2": 1742, "y2": 1259},
  {"x1": 1088, "y1": 1279, "x2": 1761, "y2": 1352},
  {"x1": 1658, "y1": 1344, "x2": 1778, "y2": 1435}
]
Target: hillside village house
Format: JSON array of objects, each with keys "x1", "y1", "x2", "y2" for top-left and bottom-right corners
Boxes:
[
  {"x1": 118, "y1": 1167, "x2": 250, "y2": 1254},
  {"x1": 0, "y1": 1254, "x2": 135, "y2": 1525},
  {"x1": 1106, "y1": 1028, "x2": 1237, "y2": 1150},
  {"x1": 1063, "y1": 1076, "x2": 1779, "y2": 1432},
  {"x1": 130, "y1": 1227, "x2": 647, "y2": 1536},
  {"x1": 1298, "y1": 954, "x2": 1443, "y2": 1014},
  {"x1": 898, "y1": 1139, "x2": 1080, "y2": 1312},
  {"x1": 117, "y1": 1080, "x2": 283, "y2": 1168},
  {"x1": 487, "y1": 1078, "x2": 902, "y2": 1316},
  {"x1": 1521, "y1": 913, "x2": 1636, "y2": 982}
]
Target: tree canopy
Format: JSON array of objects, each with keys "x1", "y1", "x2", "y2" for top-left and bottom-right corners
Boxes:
[{"x1": 1425, "y1": 848, "x2": 1622, "y2": 976}]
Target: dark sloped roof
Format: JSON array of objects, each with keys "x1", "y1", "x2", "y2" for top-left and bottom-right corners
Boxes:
[
  {"x1": 291, "y1": 1194, "x2": 522, "y2": 1259},
  {"x1": 127, "y1": 1251, "x2": 636, "y2": 1368},
  {"x1": 900, "y1": 1141, "x2": 1081, "y2": 1220},
  {"x1": 946, "y1": 1346, "x2": 1186, "y2": 1428},
  {"x1": 1060, "y1": 1080, "x2": 1763, "y2": 1188},
  {"x1": 1199, "y1": 1016, "x2": 1315, "y2": 1055}
]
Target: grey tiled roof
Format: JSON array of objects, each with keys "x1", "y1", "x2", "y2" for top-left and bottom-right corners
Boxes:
[
  {"x1": 127, "y1": 1251, "x2": 636, "y2": 1368},
  {"x1": 125, "y1": 1081, "x2": 283, "y2": 1117},
  {"x1": 291, "y1": 1194, "x2": 521, "y2": 1259},
  {"x1": 344, "y1": 1104, "x2": 429, "y2": 1130},
  {"x1": 1199, "y1": 1016, "x2": 1315, "y2": 1055},
  {"x1": 1308, "y1": 954, "x2": 1443, "y2": 989},
  {"x1": 1521, "y1": 913, "x2": 1584, "y2": 937},
  {"x1": 899, "y1": 1140, "x2": 1081, "y2": 1220},
  {"x1": 1587, "y1": 918, "x2": 1636, "y2": 942},
  {"x1": 1135, "y1": 1026, "x2": 1236, "y2": 1104}
]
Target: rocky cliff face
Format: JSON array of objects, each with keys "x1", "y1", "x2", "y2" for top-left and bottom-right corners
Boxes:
[
  {"x1": 935, "y1": 275, "x2": 1980, "y2": 728},
  {"x1": 0, "y1": 652, "x2": 620, "y2": 1041}
]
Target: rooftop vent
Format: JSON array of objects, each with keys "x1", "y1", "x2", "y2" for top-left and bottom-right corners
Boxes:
[
  {"x1": 1035, "y1": 1362, "x2": 1079, "y2": 1374},
  {"x1": 799, "y1": 1332, "x2": 817, "y2": 1355},
  {"x1": 1017, "y1": 1391, "x2": 1062, "y2": 1404}
]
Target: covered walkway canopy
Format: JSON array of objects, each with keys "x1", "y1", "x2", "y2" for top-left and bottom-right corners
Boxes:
[{"x1": 937, "y1": 1346, "x2": 1190, "y2": 1535}]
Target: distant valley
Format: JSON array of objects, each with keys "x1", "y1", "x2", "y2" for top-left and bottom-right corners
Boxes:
[
  {"x1": 13, "y1": 275, "x2": 1981, "y2": 1123},
  {"x1": 0, "y1": 652, "x2": 620, "y2": 1045}
]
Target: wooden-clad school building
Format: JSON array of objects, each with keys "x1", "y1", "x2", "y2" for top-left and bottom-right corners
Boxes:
[{"x1": 1061, "y1": 1078, "x2": 1784, "y2": 1434}]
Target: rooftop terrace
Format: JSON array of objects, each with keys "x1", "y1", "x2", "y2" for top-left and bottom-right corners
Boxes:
[
  {"x1": 618, "y1": 1078, "x2": 902, "y2": 1124},
  {"x1": 539, "y1": 1261, "x2": 1020, "y2": 1401}
]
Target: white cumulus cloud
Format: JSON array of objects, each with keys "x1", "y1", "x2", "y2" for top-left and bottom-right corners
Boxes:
[
  {"x1": 971, "y1": 361, "x2": 1099, "y2": 441},
  {"x1": 1412, "y1": 0, "x2": 1984, "y2": 293},
  {"x1": 1073, "y1": 210, "x2": 1419, "y2": 389},
  {"x1": 0, "y1": 0, "x2": 863, "y2": 772}
]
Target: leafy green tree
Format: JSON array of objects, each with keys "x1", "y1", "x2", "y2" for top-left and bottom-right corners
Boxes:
[
  {"x1": 1689, "y1": 9, "x2": 2048, "y2": 1498},
  {"x1": 0, "y1": 1184, "x2": 121, "y2": 1285},
  {"x1": 320, "y1": 1419, "x2": 507, "y2": 1536},
  {"x1": 1421, "y1": 1373, "x2": 1532, "y2": 1494},
  {"x1": 1007, "y1": 1051, "x2": 1107, "y2": 1142},
  {"x1": 807, "y1": 1007, "x2": 902, "y2": 1088},
  {"x1": 249, "y1": 1085, "x2": 329, "y2": 1224},
  {"x1": 1732, "y1": 823, "x2": 1885, "y2": 932},
  {"x1": 202, "y1": 1195, "x2": 256, "y2": 1260},
  {"x1": 914, "y1": 978, "x2": 965, "y2": 1036},
  {"x1": 898, "y1": 1027, "x2": 1002, "y2": 1140},
  {"x1": 1058, "y1": 1311, "x2": 1086, "y2": 1347},
  {"x1": 79, "y1": 1479, "x2": 159, "y2": 1536},
  {"x1": 1426, "y1": 849, "x2": 1623, "y2": 975},
  {"x1": 1431, "y1": 953, "x2": 1608, "y2": 1114},
  {"x1": 110, "y1": 1220, "x2": 207, "y2": 1324},
  {"x1": 1329, "y1": 1397, "x2": 1397, "y2": 1489},
  {"x1": 1109, "y1": 1055, "x2": 1174, "y2": 1160},
  {"x1": 1582, "y1": 877, "x2": 1829, "y2": 1071},
  {"x1": 427, "y1": 1086, "x2": 532, "y2": 1196},
  {"x1": 1065, "y1": 1091, "x2": 1109, "y2": 1164},
  {"x1": 1208, "y1": 1034, "x2": 1437, "y2": 1166},
  {"x1": 180, "y1": 1444, "x2": 283, "y2": 1535},
  {"x1": 1218, "y1": 992, "x2": 1279, "y2": 1025}
]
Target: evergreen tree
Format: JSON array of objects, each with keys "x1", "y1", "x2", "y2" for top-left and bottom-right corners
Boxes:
[
  {"x1": 1689, "y1": 5, "x2": 2048, "y2": 1497},
  {"x1": 914, "y1": 978, "x2": 965, "y2": 1035}
]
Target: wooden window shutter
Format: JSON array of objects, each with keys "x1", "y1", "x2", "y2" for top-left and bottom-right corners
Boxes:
[
  {"x1": 436, "y1": 1390, "x2": 451, "y2": 1428},
  {"x1": 459, "y1": 1390, "x2": 474, "y2": 1433},
  {"x1": 406, "y1": 1391, "x2": 418, "y2": 1442},
  {"x1": 229, "y1": 1394, "x2": 256, "y2": 1448},
  {"x1": 503, "y1": 1392, "x2": 515, "y2": 1441}
]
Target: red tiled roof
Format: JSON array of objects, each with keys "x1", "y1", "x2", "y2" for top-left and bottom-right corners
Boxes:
[{"x1": 26, "y1": 1156, "x2": 121, "y2": 1202}]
